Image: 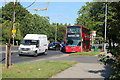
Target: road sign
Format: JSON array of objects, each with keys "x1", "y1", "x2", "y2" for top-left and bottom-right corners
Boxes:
[
  {"x1": 12, "y1": 29, "x2": 16, "y2": 33},
  {"x1": 92, "y1": 31, "x2": 96, "y2": 36}
]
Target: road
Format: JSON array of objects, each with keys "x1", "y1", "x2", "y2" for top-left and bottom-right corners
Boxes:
[
  {"x1": 0, "y1": 46, "x2": 101, "y2": 64},
  {"x1": 0, "y1": 46, "x2": 64, "y2": 64},
  {"x1": 1, "y1": 46, "x2": 18, "y2": 51},
  {"x1": 0, "y1": 46, "x2": 100, "y2": 64}
]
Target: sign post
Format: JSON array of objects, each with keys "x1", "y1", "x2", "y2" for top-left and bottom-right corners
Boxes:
[
  {"x1": 92, "y1": 31, "x2": 96, "y2": 37},
  {"x1": 12, "y1": 29, "x2": 16, "y2": 46},
  {"x1": 92, "y1": 31, "x2": 96, "y2": 48}
]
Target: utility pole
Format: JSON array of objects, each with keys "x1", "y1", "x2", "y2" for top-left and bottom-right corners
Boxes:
[
  {"x1": 5, "y1": 0, "x2": 17, "y2": 69},
  {"x1": 5, "y1": 0, "x2": 39, "y2": 69},
  {"x1": 104, "y1": 0, "x2": 107, "y2": 52},
  {"x1": 12, "y1": 0, "x2": 16, "y2": 46}
]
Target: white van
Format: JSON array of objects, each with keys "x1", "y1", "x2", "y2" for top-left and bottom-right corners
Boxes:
[{"x1": 18, "y1": 34, "x2": 48, "y2": 56}]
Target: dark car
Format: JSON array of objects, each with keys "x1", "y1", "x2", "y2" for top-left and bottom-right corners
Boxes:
[{"x1": 48, "y1": 42, "x2": 61, "y2": 50}]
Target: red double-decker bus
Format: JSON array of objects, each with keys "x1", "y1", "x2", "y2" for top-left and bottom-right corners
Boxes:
[{"x1": 65, "y1": 25, "x2": 90, "y2": 52}]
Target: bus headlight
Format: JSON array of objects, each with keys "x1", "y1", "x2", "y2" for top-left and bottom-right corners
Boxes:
[{"x1": 66, "y1": 47, "x2": 68, "y2": 49}]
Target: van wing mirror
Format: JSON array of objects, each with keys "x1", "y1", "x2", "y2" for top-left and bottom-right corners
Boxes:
[{"x1": 36, "y1": 44, "x2": 39, "y2": 47}]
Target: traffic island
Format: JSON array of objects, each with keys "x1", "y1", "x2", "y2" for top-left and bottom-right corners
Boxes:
[{"x1": 69, "y1": 51, "x2": 101, "y2": 56}]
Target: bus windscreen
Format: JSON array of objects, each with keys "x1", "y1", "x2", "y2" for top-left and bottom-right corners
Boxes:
[{"x1": 66, "y1": 39, "x2": 81, "y2": 46}]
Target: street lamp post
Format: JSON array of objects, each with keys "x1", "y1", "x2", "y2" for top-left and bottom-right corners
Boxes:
[
  {"x1": 104, "y1": 0, "x2": 107, "y2": 52},
  {"x1": 55, "y1": 23, "x2": 57, "y2": 42},
  {"x1": 54, "y1": 18, "x2": 58, "y2": 43}
]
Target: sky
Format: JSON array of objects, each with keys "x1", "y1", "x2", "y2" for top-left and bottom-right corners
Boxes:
[
  {"x1": 0, "y1": 0, "x2": 89, "y2": 25},
  {"x1": 1, "y1": 0, "x2": 117, "y2": 24},
  {"x1": 20, "y1": 2, "x2": 86, "y2": 25}
]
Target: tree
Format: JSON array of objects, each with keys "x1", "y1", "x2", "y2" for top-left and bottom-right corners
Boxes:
[
  {"x1": 2, "y1": 20, "x2": 13, "y2": 41},
  {"x1": 2, "y1": 2, "x2": 29, "y2": 23},
  {"x1": 76, "y1": 2, "x2": 120, "y2": 42},
  {"x1": 1, "y1": 2, "x2": 29, "y2": 42},
  {"x1": 50, "y1": 23, "x2": 67, "y2": 42},
  {"x1": 76, "y1": 2, "x2": 120, "y2": 79},
  {"x1": 76, "y1": 2, "x2": 96, "y2": 30}
]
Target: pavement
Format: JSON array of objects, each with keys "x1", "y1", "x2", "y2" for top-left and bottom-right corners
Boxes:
[
  {"x1": 48, "y1": 53, "x2": 113, "y2": 80},
  {"x1": 51, "y1": 63, "x2": 112, "y2": 79}
]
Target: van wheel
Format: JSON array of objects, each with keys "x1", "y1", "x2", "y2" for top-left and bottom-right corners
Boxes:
[
  {"x1": 34, "y1": 54, "x2": 38, "y2": 57},
  {"x1": 34, "y1": 51, "x2": 38, "y2": 57},
  {"x1": 43, "y1": 50, "x2": 47, "y2": 55},
  {"x1": 19, "y1": 54, "x2": 23, "y2": 56}
]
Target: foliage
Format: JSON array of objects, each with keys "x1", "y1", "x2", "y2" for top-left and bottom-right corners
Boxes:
[
  {"x1": 14, "y1": 22, "x2": 23, "y2": 40},
  {"x1": 21, "y1": 14, "x2": 50, "y2": 36},
  {"x1": 2, "y1": 20, "x2": 13, "y2": 40},
  {"x1": 76, "y1": 2, "x2": 96, "y2": 30},
  {"x1": 51, "y1": 23, "x2": 67, "y2": 42},
  {"x1": 98, "y1": 53, "x2": 115, "y2": 65},
  {"x1": 2, "y1": 2, "x2": 29, "y2": 22},
  {"x1": 1, "y1": 2, "x2": 29, "y2": 43},
  {"x1": 109, "y1": 46, "x2": 120, "y2": 80},
  {"x1": 1, "y1": 2, "x2": 68, "y2": 44},
  {"x1": 76, "y1": 2, "x2": 120, "y2": 79},
  {"x1": 98, "y1": 47, "x2": 120, "y2": 80},
  {"x1": 76, "y1": 2, "x2": 120, "y2": 46},
  {"x1": 2, "y1": 20, "x2": 23, "y2": 41}
]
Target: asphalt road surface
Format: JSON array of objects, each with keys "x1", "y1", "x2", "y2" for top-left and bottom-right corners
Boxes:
[
  {"x1": 1, "y1": 46, "x2": 18, "y2": 51},
  {"x1": 0, "y1": 46, "x2": 100, "y2": 64},
  {"x1": 0, "y1": 46, "x2": 64, "y2": 64},
  {"x1": 1, "y1": 50, "x2": 64, "y2": 64}
]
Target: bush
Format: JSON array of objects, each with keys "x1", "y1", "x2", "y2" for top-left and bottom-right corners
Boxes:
[
  {"x1": 98, "y1": 45, "x2": 120, "y2": 80},
  {"x1": 98, "y1": 53, "x2": 115, "y2": 65},
  {"x1": 109, "y1": 46, "x2": 120, "y2": 80}
]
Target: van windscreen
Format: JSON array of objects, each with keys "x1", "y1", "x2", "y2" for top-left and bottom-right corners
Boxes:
[{"x1": 22, "y1": 40, "x2": 39, "y2": 45}]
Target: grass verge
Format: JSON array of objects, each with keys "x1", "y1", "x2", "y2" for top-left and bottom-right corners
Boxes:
[
  {"x1": 70, "y1": 51, "x2": 101, "y2": 56},
  {"x1": 2, "y1": 61, "x2": 77, "y2": 78}
]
